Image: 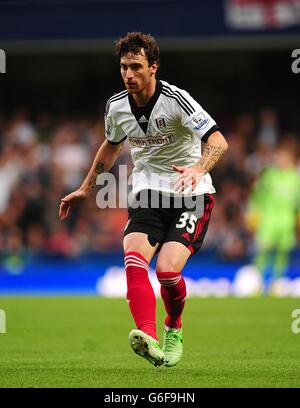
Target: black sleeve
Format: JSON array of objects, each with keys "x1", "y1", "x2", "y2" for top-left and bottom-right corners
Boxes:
[{"x1": 201, "y1": 125, "x2": 220, "y2": 143}]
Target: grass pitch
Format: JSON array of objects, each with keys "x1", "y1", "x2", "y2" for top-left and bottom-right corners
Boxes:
[{"x1": 0, "y1": 296, "x2": 300, "y2": 388}]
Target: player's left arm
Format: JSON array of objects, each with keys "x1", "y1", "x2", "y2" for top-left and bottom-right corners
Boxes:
[
  {"x1": 194, "y1": 130, "x2": 228, "y2": 175},
  {"x1": 173, "y1": 130, "x2": 228, "y2": 192}
]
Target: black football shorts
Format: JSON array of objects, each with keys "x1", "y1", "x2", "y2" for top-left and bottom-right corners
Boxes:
[{"x1": 123, "y1": 190, "x2": 215, "y2": 255}]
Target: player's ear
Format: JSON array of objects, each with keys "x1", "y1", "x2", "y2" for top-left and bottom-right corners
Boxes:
[{"x1": 150, "y1": 63, "x2": 158, "y2": 76}]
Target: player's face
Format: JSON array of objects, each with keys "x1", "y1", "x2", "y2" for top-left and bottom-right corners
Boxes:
[{"x1": 120, "y1": 50, "x2": 157, "y2": 94}]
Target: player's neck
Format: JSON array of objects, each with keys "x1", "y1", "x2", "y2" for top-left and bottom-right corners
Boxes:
[{"x1": 132, "y1": 79, "x2": 157, "y2": 107}]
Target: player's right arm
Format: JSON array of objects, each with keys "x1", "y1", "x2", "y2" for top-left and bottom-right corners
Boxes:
[{"x1": 59, "y1": 139, "x2": 123, "y2": 221}]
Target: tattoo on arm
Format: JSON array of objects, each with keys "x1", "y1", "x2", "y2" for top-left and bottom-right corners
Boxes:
[
  {"x1": 197, "y1": 144, "x2": 226, "y2": 175},
  {"x1": 95, "y1": 162, "x2": 105, "y2": 174},
  {"x1": 88, "y1": 162, "x2": 105, "y2": 190}
]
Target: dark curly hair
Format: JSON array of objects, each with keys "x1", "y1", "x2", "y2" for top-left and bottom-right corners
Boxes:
[{"x1": 115, "y1": 32, "x2": 160, "y2": 68}]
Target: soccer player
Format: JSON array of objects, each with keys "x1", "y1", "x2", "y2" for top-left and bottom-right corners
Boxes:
[
  {"x1": 59, "y1": 32, "x2": 228, "y2": 367},
  {"x1": 246, "y1": 146, "x2": 300, "y2": 293}
]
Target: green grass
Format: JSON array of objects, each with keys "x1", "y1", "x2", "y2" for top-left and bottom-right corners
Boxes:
[{"x1": 0, "y1": 296, "x2": 300, "y2": 388}]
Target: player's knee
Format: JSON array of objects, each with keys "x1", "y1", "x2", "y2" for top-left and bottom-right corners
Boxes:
[
  {"x1": 123, "y1": 243, "x2": 151, "y2": 264},
  {"x1": 123, "y1": 237, "x2": 142, "y2": 254},
  {"x1": 156, "y1": 259, "x2": 181, "y2": 273}
]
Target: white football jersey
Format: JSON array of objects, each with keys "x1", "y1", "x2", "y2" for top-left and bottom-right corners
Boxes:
[{"x1": 105, "y1": 80, "x2": 218, "y2": 196}]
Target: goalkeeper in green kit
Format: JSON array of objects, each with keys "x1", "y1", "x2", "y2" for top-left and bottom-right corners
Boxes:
[{"x1": 246, "y1": 146, "x2": 300, "y2": 292}]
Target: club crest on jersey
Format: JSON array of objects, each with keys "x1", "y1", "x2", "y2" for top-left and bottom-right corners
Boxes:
[
  {"x1": 155, "y1": 117, "x2": 166, "y2": 130},
  {"x1": 190, "y1": 112, "x2": 209, "y2": 130}
]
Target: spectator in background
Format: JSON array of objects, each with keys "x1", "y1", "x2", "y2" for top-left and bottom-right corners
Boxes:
[
  {"x1": 52, "y1": 122, "x2": 91, "y2": 190},
  {"x1": 258, "y1": 107, "x2": 279, "y2": 150}
]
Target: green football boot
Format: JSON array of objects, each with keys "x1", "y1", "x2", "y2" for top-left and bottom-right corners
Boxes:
[
  {"x1": 163, "y1": 327, "x2": 183, "y2": 367},
  {"x1": 129, "y1": 329, "x2": 165, "y2": 367}
]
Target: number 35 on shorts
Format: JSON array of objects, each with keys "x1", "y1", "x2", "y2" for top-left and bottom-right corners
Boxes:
[{"x1": 176, "y1": 212, "x2": 198, "y2": 233}]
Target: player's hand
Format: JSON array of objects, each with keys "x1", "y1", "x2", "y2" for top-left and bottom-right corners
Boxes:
[
  {"x1": 172, "y1": 164, "x2": 204, "y2": 194},
  {"x1": 59, "y1": 189, "x2": 88, "y2": 221}
]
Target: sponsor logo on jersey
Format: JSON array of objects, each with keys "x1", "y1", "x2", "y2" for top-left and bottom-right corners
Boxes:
[
  {"x1": 155, "y1": 117, "x2": 166, "y2": 130},
  {"x1": 129, "y1": 133, "x2": 175, "y2": 148},
  {"x1": 190, "y1": 112, "x2": 209, "y2": 130}
]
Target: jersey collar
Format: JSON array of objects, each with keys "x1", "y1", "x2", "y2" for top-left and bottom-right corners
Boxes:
[{"x1": 128, "y1": 80, "x2": 162, "y2": 134}]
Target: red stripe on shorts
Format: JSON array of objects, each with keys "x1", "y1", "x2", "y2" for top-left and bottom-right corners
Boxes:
[{"x1": 193, "y1": 194, "x2": 215, "y2": 242}]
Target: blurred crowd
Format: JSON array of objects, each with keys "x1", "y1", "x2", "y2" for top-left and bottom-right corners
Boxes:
[{"x1": 0, "y1": 107, "x2": 299, "y2": 260}]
